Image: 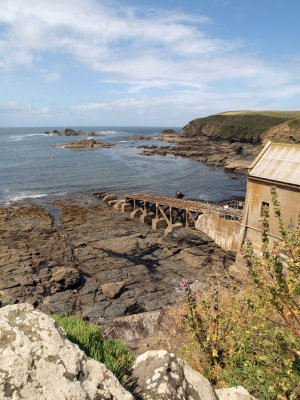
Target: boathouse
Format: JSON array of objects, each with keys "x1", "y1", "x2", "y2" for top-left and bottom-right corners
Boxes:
[{"x1": 237, "y1": 141, "x2": 300, "y2": 257}]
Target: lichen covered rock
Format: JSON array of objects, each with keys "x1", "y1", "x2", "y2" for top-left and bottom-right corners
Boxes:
[
  {"x1": 131, "y1": 350, "x2": 216, "y2": 400},
  {"x1": 0, "y1": 304, "x2": 133, "y2": 400}
]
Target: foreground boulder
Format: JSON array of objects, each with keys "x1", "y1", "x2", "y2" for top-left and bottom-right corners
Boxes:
[
  {"x1": 131, "y1": 350, "x2": 216, "y2": 400},
  {"x1": 215, "y1": 386, "x2": 257, "y2": 400},
  {"x1": 0, "y1": 304, "x2": 133, "y2": 400},
  {"x1": 0, "y1": 304, "x2": 257, "y2": 400},
  {"x1": 131, "y1": 350, "x2": 257, "y2": 400}
]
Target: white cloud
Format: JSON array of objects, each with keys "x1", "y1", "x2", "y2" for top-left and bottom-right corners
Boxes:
[
  {"x1": 0, "y1": 101, "x2": 50, "y2": 114},
  {"x1": 0, "y1": 0, "x2": 294, "y2": 92},
  {"x1": 0, "y1": 0, "x2": 300, "y2": 127},
  {"x1": 72, "y1": 102, "x2": 109, "y2": 111}
]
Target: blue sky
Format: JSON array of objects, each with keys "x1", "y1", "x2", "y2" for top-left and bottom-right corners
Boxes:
[{"x1": 0, "y1": 0, "x2": 299, "y2": 127}]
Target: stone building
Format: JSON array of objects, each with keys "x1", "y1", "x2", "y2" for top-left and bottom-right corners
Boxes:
[{"x1": 237, "y1": 141, "x2": 300, "y2": 259}]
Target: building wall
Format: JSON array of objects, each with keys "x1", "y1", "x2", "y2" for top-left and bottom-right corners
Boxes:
[
  {"x1": 238, "y1": 178, "x2": 300, "y2": 254},
  {"x1": 195, "y1": 213, "x2": 241, "y2": 251}
]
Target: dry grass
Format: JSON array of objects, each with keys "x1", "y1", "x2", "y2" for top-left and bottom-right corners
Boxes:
[{"x1": 218, "y1": 110, "x2": 300, "y2": 118}]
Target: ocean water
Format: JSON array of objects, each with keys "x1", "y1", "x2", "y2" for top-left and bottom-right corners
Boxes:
[{"x1": 0, "y1": 126, "x2": 247, "y2": 204}]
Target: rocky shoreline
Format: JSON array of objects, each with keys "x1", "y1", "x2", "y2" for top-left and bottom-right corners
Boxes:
[
  {"x1": 0, "y1": 193, "x2": 236, "y2": 354},
  {"x1": 139, "y1": 130, "x2": 261, "y2": 173}
]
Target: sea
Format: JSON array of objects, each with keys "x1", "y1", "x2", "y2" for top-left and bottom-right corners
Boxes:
[{"x1": 0, "y1": 126, "x2": 247, "y2": 205}]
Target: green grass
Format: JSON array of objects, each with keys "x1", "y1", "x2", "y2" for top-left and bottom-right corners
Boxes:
[
  {"x1": 52, "y1": 315, "x2": 134, "y2": 383},
  {"x1": 183, "y1": 110, "x2": 300, "y2": 143},
  {"x1": 218, "y1": 110, "x2": 300, "y2": 118},
  {"x1": 287, "y1": 118, "x2": 300, "y2": 127}
]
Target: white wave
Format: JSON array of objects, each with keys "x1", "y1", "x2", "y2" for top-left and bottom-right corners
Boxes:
[
  {"x1": 8, "y1": 135, "x2": 26, "y2": 141},
  {"x1": 4, "y1": 192, "x2": 48, "y2": 203},
  {"x1": 99, "y1": 130, "x2": 117, "y2": 134},
  {"x1": 8, "y1": 133, "x2": 47, "y2": 141}
]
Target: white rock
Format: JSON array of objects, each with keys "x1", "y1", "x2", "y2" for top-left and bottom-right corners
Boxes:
[
  {"x1": 0, "y1": 304, "x2": 133, "y2": 400},
  {"x1": 131, "y1": 350, "x2": 216, "y2": 400},
  {"x1": 215, "y1": 386, "x2": 257, "y2": 400}
]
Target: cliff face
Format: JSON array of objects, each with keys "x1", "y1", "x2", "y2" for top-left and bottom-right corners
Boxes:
[
  {"x1": 261, "y1": 119, "x2": 300, "y2": 144},
  {"x1": 181, "y1": 114, "x2": 294, "y2": 144}
]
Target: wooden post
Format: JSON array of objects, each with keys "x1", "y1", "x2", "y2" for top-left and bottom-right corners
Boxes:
[{"x1": 185, "y1": 208, "x2": 189, "y2": 228}]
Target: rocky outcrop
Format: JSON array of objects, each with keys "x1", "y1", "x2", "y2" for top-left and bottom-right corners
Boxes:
[
  {"x1": 131, "y1": 350, "x2": 216, "y2": 400},
  {"x1": 46, "y1": 128, "x2": 98, "y2": 136},
  {"x1": 0, "y1": 198, "x2": 235, "y2": 354},
  {"x1": 131, "y1": 350, "x2": 256, "y2": 400},
  {"x1": 158, "y1": 130, "x2": 180, "y2": 143},
  {"x1": 141, "y1": 132, "x2": 260, "y2": 173},
  {"x1": 128, "y1": 135, "x2": 153, "y2": 140},
  {"x1": 181, "y1": 113, "x2": 292, "y2": 144},
  {"x1": 140, "y1": 112, "x2": 300, "y2": 173},
  {"x1": 0, "y1": 303, "x2": 133, "y2": 400},
  {"x1": 54, "y1": 138, "x2": 115, "y2": 149},
  {"x1": 161, "y1": 129, "x2": 178, "y2": 134},
  {"x1": 0, "y1": 304, "x2": 258, "y2": 400},
  {"x1": 261, "y1": 119, "x2": 300, "y2": 144}
]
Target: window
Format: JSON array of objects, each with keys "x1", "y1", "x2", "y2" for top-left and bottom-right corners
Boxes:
[{"x1": 261, "y1": 201, "x2": 270, "y2": 216}]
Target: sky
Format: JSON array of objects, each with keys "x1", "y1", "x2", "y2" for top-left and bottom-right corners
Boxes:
[{"x1": 0, "y1": 0, "x2": 300, "y2": 127}]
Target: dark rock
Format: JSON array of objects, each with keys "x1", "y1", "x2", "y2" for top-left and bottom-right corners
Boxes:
[
  {"x1": 0, "y1": 197, "x2": 236, "y2": 346},
  {"x1": 161, "y1": 128, "x2": 177, "y2": 134},
  {"x1": 129, "y1": 135, "x2": 153, "y2": 140},
  {"x1": 54, "y1": 139, "x2": 114, "y2": 149},
  {"x1": 50, "y1": 267, "x2": 81, "y2": 293}
]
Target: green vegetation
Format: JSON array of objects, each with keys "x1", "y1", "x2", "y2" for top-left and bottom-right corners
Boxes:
[
  {"x1": 287, "y1": 118, "x2": 300, "y2": 127},
  {"x1": 179, "y1": 189, "x2": 300, "y2": 399},
  {"x1": 183, "y1": 110, "x2": 300, "y2": 144},
  {"x1": 218, "y1": 110, "x2": 300, "y2": 119},
  {"x1": 52, "y1": 315, "x2": 134, "y2": 383},
  {"x1": 243, "y1": 188, "x2": 300, "y2": 339}
]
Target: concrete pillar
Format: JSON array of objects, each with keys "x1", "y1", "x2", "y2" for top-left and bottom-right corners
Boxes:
[
  {"x1": 113, "y1": 200, "x2": 125, "y2": 210},
  {"x1": 164, "y1": 222, "x2": 183, "y2": 235},
  {"x1": 103, "y1": 194, "x2": 117, "y2": 203},
  {"x1": 140, "y1": 211, "x2": 155, "y2": 225},
  {"x1": 121, "y1": 202, "x2": 133, "y2": 213},
  {"x1": 107, "y1": 199, "x2": 120, "y2": 207},
  {"x1": 130, "y1": 208, "x2": 143, "y2": 219},
  {"x1": 152, "y1": 217, "x2": 168, "y2": 230}
]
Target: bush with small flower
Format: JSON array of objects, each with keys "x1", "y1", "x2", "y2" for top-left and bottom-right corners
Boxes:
[
  {"x1": 243, "y1": 187, "x2": 300, "y2": 339},
  {"x1": 178, "y1": 189, "x2": 299, "y2": 399}
]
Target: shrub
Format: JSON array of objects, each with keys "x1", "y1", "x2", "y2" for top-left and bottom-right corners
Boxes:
[
  {"x1": 52, "y1": 315, "x2": 134, "y2": 383},
  {"x1": 287, "y1": 119, "x2": 299, "y2": 127},
  {"x1": 179, "y1": 188, "x2": 300, "y2": 399},
  {"x1": 243, "y1": 187, "x2": 300, "y2": 338},
  {"x1": 179, "y1": 279, "x2": 300, "y2": 399}
]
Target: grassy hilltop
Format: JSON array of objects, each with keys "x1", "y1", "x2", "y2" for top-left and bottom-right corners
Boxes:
[{"x1": 182, "y1": 110, "x2": 300, "y2": 144}]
